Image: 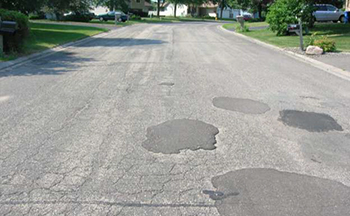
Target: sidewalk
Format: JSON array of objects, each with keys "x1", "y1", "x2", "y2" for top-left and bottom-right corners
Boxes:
[{"x1": 285, "y1": 48, "x2": 350, "y2": 72}]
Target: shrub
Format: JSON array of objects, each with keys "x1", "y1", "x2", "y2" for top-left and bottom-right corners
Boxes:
[
  {"x1": 130, "y1": 15, "x2": 141, "y2": 20},
  {"x1": 307, "y1": 32, "x2": 336, "y2": 52},
  {"x1": 63, "y1": 13, "x2": 92, "y2": 22},
  {"x1": 29, "y1": 12, "x2": 46, "y2": 20},
  {"x1": 266, "y1": 0, "x2": 314, "y2": 36},
  {"x1": 0, "y1": 9, "x2": 29, "y2": 53},
  {"x1": 236, "y1": 25, "x2": 250, "y2": 32},
  {"x1": 313, "y1": 36, "x2": 336, "y2": 52}
]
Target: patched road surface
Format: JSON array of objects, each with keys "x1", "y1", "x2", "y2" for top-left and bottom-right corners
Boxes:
[{"x1": 1, "y1": 22, "x2": 350, "y2": 215}]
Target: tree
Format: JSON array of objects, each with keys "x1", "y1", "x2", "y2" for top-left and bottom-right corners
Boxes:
[
  {"x1": 168, "y1": 0, "x2": 187, "y2": 17},
  {"x1": 214, "y1": 0, "x2": 230, "y2": 19},
  {"x1": 228, "y1": 0, "x2": 274, "y2": 19},
  {"x1": 94, "y1": 0, "x2": 129, "y2": 11},
  {"x1": 0, "y1": 0, "x2": 46, "y2": 14},
  {"x1": 266, "y1": 0, "x2": 315, "y2": 35}
]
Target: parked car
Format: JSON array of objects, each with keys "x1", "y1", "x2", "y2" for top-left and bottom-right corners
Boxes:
[
  {"x1": 242, "y1": 12, "x2": 253, "y2": 21},
  {"x1": 313, "y1": 4, "x2": 345, "y2": 23},
  {"x1": 97, "y1": 11, "x2": 128, "y2": 22}
]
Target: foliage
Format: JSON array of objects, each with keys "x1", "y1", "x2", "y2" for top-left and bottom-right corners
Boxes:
[
  {"x1": 130, "y1": 15, "x2": 141, "y2": 20},
  {"x1": 236, "y1": 24, "x2": 250, "y2": 32},
  {"x1": 229, "y1": 0, "x2": 274, "y2": 19},
  {"x1": 93, "y1": 0, "x2": 128, "y2": 12},
  {"x1": 63, "y1": 13, "x2": 93, "y2": 22},
  {"x1": 266, "y1": 0, "x2": 315, "y2": 36},
  {"x1": 308, "y1": 32, "x2": 336, "y2": 52},
  {"x1": 0, "y1": 9, "x2": 29, "y2": 53},
  {"x1": 0, "y1": 0, "x2": 46, "y2": 14},
  {"x1": 29, "y1": 12, "x2": 46, "y2": 20}
]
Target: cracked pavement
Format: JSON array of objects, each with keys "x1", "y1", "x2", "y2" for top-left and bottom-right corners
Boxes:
[{"x1": 0, "y1": 22, "x2": 350, "y2": 215}]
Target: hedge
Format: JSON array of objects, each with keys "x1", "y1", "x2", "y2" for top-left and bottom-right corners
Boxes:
[{"x1": 0, "y1": 9, "x2": 29, "y2": 53}]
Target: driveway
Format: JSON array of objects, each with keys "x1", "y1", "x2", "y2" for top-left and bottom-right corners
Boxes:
[{"x1": 1, "y1": 22, "x2": 350, "y2": 215}]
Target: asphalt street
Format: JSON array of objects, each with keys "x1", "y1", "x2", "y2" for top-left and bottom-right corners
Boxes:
[{"x1": 1, "y1": 22, "x2": 350, "y2": 215}]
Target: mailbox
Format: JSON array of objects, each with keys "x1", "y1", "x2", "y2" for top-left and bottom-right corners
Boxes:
[
  {"x1": 0, "y1": 21, "x2": 17, "y2": 34},
  {"x1": 0, "y1": 19, "x2": 17, "y2": 54}
]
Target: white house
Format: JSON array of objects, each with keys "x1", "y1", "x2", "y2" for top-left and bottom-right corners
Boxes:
[
  {"x1": 148, "y1": 3, "x2": 188, "y2": 17},
  {"x1": 217, "y1": 7, "x2": 243, "y2": 19}
]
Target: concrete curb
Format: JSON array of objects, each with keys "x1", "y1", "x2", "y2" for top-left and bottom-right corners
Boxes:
[
  {"x1": 0, "y1": 28, "x2": 119, "y2": 72},
  {"x1": 219, "y1": 25, "x2": 350, "y2": 82}
]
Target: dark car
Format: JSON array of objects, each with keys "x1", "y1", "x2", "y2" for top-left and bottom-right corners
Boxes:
[{"x1": 97, "y1": 11, "x2": 128, "y2": 22}]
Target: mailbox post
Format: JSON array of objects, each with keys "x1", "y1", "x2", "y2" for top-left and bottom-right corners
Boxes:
[
  {"x1": 236, "y1": 15, "x2": 245, "y2": 28},
  {"x1": 115, "y1": 12, "x2": 121, "y2": 25}
]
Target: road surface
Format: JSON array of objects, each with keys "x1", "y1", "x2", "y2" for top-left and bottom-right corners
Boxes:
[{"x1": 1, "y1": 22, "x2": 350, "y2": 215}]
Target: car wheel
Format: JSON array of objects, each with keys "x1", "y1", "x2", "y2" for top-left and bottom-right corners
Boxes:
[
  {"x1": 339, "y1": 15, "x2": 345, "y2": 23},
  {"x1": 99, "y1": 17, "x2": 104, "y2": 21}
]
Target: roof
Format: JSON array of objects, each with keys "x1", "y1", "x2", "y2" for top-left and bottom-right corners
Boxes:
[{"x1": 199, "y1": 2, "x2": 218, "y2": 8}]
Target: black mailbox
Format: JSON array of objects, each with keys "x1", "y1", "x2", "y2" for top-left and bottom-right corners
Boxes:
[{"x1": 0, "y1": 21, "x2": 17, "y2": 34}]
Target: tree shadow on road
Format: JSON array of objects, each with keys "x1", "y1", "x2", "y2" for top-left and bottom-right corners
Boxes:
[
  {"x1": 0, "y1": 51, "x2": 95, "y2": 78},
  {"x1": 74, "y1": 38, "x2": 166, "y2": 47}
]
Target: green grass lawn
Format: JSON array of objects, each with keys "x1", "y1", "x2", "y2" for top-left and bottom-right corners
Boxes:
[
  {"x1": 0, "y1": 23, "x2": 108, "y2": 61},
  {"x1": 238, "y1": 23, "x2": 350, "y2": 52},
  {"x1": 223, "y1": 21, "x2": 269, "y2": 30}
]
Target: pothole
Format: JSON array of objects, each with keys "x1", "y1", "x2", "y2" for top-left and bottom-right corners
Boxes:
[
  {"x1": 159, "y1": 82, "x2": 175, "y2": 86},
  {"x1": 210, "y1": 168, "x2": 350, "y2": 216},
  {"x1": 142, "y1": 119, "x2": 219, "y2": 154},
  {"x1": 279, "y1": 110, "x2": 343, "y2": 132},
  {"x1": 213, "y1": 97, "x2": 270, "y2": 114}
]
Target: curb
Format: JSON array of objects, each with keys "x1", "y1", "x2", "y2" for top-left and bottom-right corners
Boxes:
[
  {"x1": 219, "y1": 25, "x2": 350, "y2": 82},
  {"x1": 0, "y1": 28, "x2": 119, "y2": 72}
]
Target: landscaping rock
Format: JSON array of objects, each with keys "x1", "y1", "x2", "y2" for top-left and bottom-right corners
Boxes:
[{"x1": 306, "y1": 46, "x2": 324, "y2": 55}]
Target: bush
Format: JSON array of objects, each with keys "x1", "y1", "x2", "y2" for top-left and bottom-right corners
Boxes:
[
  {"x1": 0, "y1": 9, "x2": 29, "y2": 53},
  {"x1": 236, "y1": 25, "x2": 250, "y2": 32},
  {"x1": 29, "y1": 12, "x2": 46, "y2": 20},
  {"x1": 63, "y1": 13, "x2": 92, "y2": 22},
  {"x1": 313, "y1": 37, "x2": 336, "y2": 52},
  {"x1": 130, "y1": 15, "x2": 141, "y2": 20},
  {"x1": 266, "y1": 0, "x2": 314, "y2": 36},
  {"x1": 307, "y1": 32, "x2": 336, "y2": 52}
]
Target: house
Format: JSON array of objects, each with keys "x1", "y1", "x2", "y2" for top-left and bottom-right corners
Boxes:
[
  {"x1": 128, "y1": 0, "x2": 153, "y2": 14},
  {"x1": 148, "y1": 3, "x2": 188, "y2": 17},
  {"x1": 217, "y1": 7, "x2": 243, "y2": 19}
]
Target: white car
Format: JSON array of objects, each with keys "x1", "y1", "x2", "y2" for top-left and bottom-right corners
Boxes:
[{"x1": 313, "y1": 4, "x2": 345, "y2": 23}]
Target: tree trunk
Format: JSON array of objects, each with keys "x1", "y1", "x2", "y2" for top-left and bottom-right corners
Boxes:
[
  {"x1": 220, "y1": 4, "x2": 224, "y2": 19},
  {"x1": 157, "y1": 0, "x2": 160, "y2": 17},
  {"x1": 258, "y1": 2, "x2": 262, "y2": 20},
  {"x1": 346, "y1": 0, "x2": 350, "y2": 11},
  {"x1": 174, "y1": 3, "x2": 177, "y2": 17}
]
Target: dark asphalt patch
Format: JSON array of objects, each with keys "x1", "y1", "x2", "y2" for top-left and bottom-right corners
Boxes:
[
  {"x1": 142, "y1": 119, "x2": 219, "y2": 154},
  {"x1": 210, "y1": 168, "x2": 350, "y2": 216},
  {"x1": 213, "y1": 97, "x2": 270, "y2": 114},
  {"x1": 279, "y1": 110, "x2": 343, "y2": 132},
  {"x1": 159, "y1": 82, "x2": 175, "y2": 86}
]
